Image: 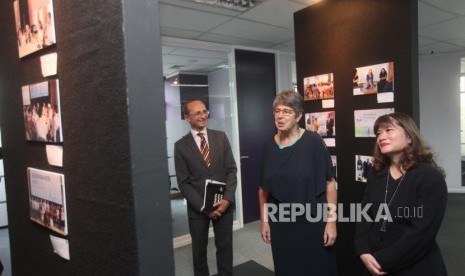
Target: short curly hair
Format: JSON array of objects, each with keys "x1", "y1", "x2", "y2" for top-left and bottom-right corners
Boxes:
[{"x1": 272, "y1": 90, "x2": 304, "y2": 117}]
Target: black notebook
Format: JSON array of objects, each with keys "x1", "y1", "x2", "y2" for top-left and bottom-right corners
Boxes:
[{"x1": 202, "y1": 179, "x2": 226, "y2": 212}]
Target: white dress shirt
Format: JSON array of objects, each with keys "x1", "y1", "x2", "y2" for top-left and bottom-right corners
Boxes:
[{"x1": 191, "y1": 129, "x2": 209, "y2": 150}]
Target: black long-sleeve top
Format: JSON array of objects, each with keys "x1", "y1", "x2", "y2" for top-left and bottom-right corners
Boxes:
[{"x1": 354, "y1": 162, "x2": 448, "y2": 275}]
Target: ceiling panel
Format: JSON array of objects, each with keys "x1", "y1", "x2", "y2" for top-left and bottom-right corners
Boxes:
[
  {"x1": 159, "y1": 0, "x2": 242, "y2": 16},
  {"x1": 269, "y1": 39, "x2": 295, "y2": 52},
  {"x1": 163, "y1": 54, "x2": 225, "y2": 65},
  {"x1": 160, "y1": 0, "x2": 465, "y2": 76},
  {"x1": 171, "y1": 48, "x2": 228, "y2": 59},
  {"x1": 418, "y1": 36, "x2": 437, "y2": 47},
  {"x1": 163, "y1": 53, "x2": 226, "y2": 76},
  {"x1": 418, "y1": 1, "x2": 456, "y2": 27},
  {"x1": 419, "y1": 17, "x2": 465, "y2": 41},
  {"x1": 447, "y1": 37, "x2": 465, "y2": 48},
  {"x1": 421, "y1": 0, "x2": 465, "y2": 16},
  {"x1": 162, "y1": 45, "x2": 177, "y2": 54},
  {"x1": 159, "y1": 4, "x2": 232, "y2": 32},
  {"x1": 210, "y1": 18, "x2": 293, "y2": 43},
  {"x1": 240, "y1": 0, "x2": 307, "y2": 29},
  {"x1": 160, "y1": 27, "x2": 204, "y2": 40},
  {"x1": 197, "y1": 33, "x2": 276, "y2": 48},
  {"x1": 419, "y1": 41, "x2": 464, "y2": 55}
]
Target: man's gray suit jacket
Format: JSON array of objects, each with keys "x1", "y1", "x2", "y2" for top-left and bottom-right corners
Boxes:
[{"x1": 174, "y1": 129, "x2": 237, "y2": 218}]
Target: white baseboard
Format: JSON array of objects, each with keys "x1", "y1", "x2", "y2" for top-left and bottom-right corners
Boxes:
[
  {"x1": 448, "y1": 188, "x2": 465, "y2": 193},
  {"x1": 173, "y1": 234, "x2": 192, "y2": 249}
]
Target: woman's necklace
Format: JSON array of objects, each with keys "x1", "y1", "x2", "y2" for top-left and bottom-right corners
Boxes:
[
  {"x1": 380, "y1": 169, "x2": 407, "y2": 232},
  {"x1": 277, "y1": 128, "x2": 302, "y2": 149}
]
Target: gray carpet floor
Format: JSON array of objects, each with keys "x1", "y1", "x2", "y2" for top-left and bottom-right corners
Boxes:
[
  {"x1": 436, "y1": 193, "x2": 465, "y2": 276},
  {"x1": 0, "y1": 227, "x2": 10, "y2": 276},
  {"x1": 211, "y1": 260, "x2": 273, "y2": 276},
  {"x1": 171, "y1": 197, "x2": 189, "y2": 237}
]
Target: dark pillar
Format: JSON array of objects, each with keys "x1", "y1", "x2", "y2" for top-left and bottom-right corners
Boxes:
[{"x1": 0, "y1": 0, "x2": 174, "y2": 275}]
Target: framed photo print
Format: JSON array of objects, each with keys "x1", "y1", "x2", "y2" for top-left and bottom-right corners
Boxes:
[
  {"x1": 28, "y1": 167, "x2": 68, "y2": 235},
  {"x1": 14, "y1": 0, "x2": 56, "y2": 58},
  {"x1": 331, "y1": 155, "x2": 337, "y2": 179},
  {"x1": 303, "y1": 73, "x2": 334, "y2": 101},
  {"x1": 355, "y1": 155, "x2": 373, "y2": 183},
  {"x1": 305, "y1": 110, "x2": 336, "y2": 146},
  {"x1": 353, "y1": 61, "x2": 395, "y2": 102},
  {"x1": 22, "y1": 79, "x2": 63, "y2": 143},
  {"x1": 354, "y1": 108, "x2": 394, "y2": 137}
]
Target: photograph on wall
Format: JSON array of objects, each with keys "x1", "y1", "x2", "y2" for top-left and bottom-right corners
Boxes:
[
  {"x1": 305, "y1": 111, "x2": 335, "y2": 147},
  {"x1": 353, "y1": 62, "x2": 394, "y2": 99},
  {"x1": 22, "y1": 79, "x2": 63, "y2": 143},
  {"x1": 355, "y1": 155, "x2": 373, "y2": 183},
  {"x1": 13, "y1": 0, "x2": 56, "y2": 58},
  {"x1": 303, "y1": 73, "x2": 334, "y2": 101},
  {"x1": 331, "y1": 155, "x2": 337, "y2": 179},
  {"x1": 354, "y1": 108, "x2": 394, "y2": 137},
  {"x1": 305, "y1": 111, "x2": 336, "y2": 137},
  {"x1": 28, "y1": 167, "x2": 67, "y2": 235}
]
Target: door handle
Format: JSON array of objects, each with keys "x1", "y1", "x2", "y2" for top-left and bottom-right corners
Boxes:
[{"x1": 240, "y1": 156, "x2": 249, "y2": 159}]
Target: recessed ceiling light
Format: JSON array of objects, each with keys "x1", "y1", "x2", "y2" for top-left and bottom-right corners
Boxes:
[
  {"x1": 169, "y1": 65, "x2": 185, "y2": 69},
  {"x1": 171, "y1": 83, "x2": 209, "y2": 87}
]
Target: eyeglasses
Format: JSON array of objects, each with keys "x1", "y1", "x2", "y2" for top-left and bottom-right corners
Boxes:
[
  {"x1": 189, "y1": 110, "x2": 209, "y2": 117},
  {"x1": 273, "y1": 108, "x2": 295, "y2": 116}
]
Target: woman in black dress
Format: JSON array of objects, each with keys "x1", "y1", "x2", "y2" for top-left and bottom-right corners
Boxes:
[
  {"x1": 353, "y1": 69, "x2": 360, "y2": 87},
  {"x1": 258, "y1": 90, "x2": 337, "y2": 275},
  {"x1": 355, "y1": 112, "x2": 447, "y2": 275},
  {"x1": 378, "y1": 68, "x2": 388, "y2": 93}
]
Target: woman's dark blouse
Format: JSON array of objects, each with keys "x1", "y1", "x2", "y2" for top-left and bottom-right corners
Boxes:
[
  {"x1": 355, "y1": 162, "x2": 447, "y2": 275},
  {"x1": 260, "y1": 130, "x2": 334, "y2": 205}
]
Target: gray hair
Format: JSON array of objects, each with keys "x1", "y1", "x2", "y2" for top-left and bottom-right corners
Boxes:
[{"x1": 272, "y1": 90, "x2": 304, "y2": 116}]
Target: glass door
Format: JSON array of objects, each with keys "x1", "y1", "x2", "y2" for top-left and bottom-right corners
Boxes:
[{"x1": 162, "y1": 38, "x2": 242, "y2": 247}]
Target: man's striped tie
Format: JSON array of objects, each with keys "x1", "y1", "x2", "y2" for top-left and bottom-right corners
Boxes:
[{"x1": 197, "y1": 133, "x2": 211, "y2": 167}]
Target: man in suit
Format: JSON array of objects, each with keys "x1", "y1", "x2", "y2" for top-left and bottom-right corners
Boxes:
[
  {"x1": 174, "y1": 99, "x2": 237, "y2": 276},
  {"x1": 326, "y1": 113, "x2": 334, "y2": 137}
]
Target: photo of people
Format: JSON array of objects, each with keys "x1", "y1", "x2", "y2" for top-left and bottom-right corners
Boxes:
[
  {"x1": 28, "y1": 168, "x2": 67, "y2": 235},
  {"x1": 305, "y1": 111, "x2": 336, "y2": 147},
  {"x1": 331, "y1": 155, "x2": 337, "y2": 179},
  {"x1": 305, "y1": 111, "x2": 335, "y2": 137},
  {"x1": 303, "y1": 73, "x2": 334, "y2": 101},
  {"x1": 353, "y1": 62, "x2": 394, "y2": 96},
  {"x1": 22, "y1": 79, "x2": 63, "y2": 143},
  {"x1": 355, "y1": 155, "x2": 373, "y2": 183},
  {"x1": 354, "y1": 108, "x2": 394, "y2": 137},
  {"x1": 14, "y1": 0, "x2": 56, "y2": 58}
]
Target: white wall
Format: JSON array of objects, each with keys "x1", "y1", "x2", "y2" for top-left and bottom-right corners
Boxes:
[
  {"x1": 419, "y1": 52, "x2": 465, "y2": 192},
  {"x1": 207, "y1": 69, "x2": 236, "y2": 164},
  {"x1": 164, "y1": 77, "x2": 189, "y2": 189},
  {"x1": 208, "y1": 68, "x2": 232, "y2": 123},
  {"x1": 164, "y1": 77, "x2": 181, "y2": 122},
  {"x1": 276, "y1": 52, "x2": 295, "y2": 92}
]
